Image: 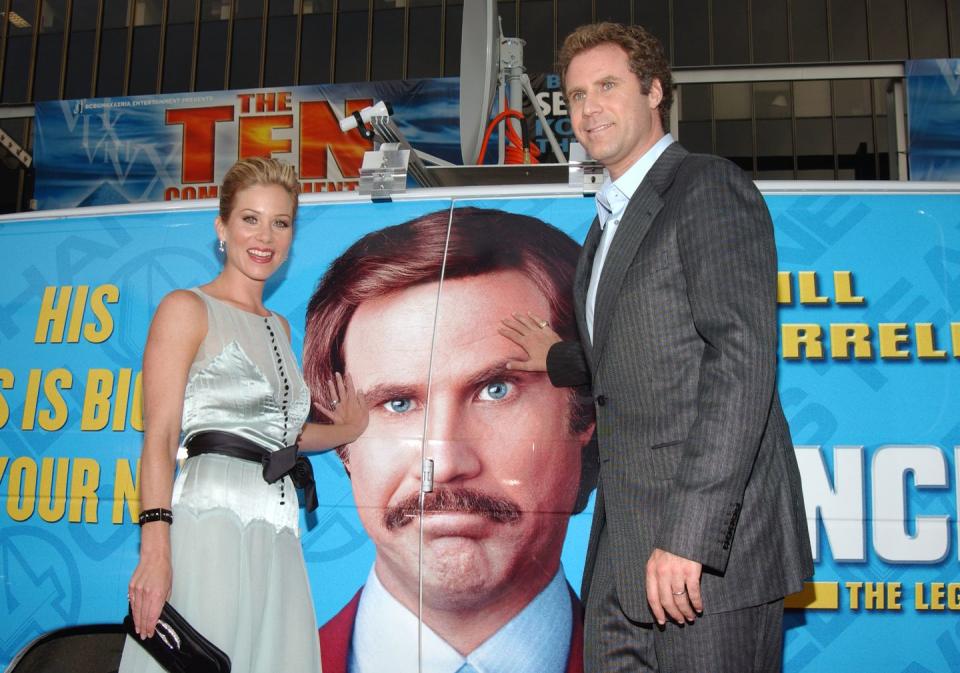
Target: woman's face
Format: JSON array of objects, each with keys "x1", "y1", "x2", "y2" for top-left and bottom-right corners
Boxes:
[{"x1": 215, "y1": 183, "x2": 295, "y2": 283}]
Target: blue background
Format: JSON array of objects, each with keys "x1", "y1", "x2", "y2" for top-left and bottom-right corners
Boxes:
[{"x1": 0, "y1": 191, "x2": 958, "y2": 671}]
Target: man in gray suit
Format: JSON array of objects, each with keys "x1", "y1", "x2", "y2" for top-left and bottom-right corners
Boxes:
[{"x1": 501, "y1": 22, "x2": 813, "y2": 672}]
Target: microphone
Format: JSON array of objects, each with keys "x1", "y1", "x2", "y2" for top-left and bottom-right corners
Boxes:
[{"x1": 338, "y1": 100, "x2": 393, "y2": 132}]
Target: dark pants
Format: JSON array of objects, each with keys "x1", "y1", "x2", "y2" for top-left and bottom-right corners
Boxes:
[{"x1": 584, "y1": 525, "x2": 785, "y2": 673}]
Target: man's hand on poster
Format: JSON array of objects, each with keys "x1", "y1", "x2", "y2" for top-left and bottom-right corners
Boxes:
[
  {"x1": 646, "y1": 548, "x2": 704, "y2": 626},
  {"x1": 500, "y1": 312, "x2": 561, "y2": 372}
]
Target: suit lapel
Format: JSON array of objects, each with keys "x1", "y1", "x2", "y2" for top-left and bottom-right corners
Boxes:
[
  {"x1": 574, "y1": 216, "x2": 602, "y2": 369},
  {"x1": 590, "y1": 143, "x2": 688, "y2": 366},
  {"x1": 565, "y1": 584, "x2": 585, "y2": 673},
  {"x1": 317, "y1": 588, "x2": 361, "y2": 673}
]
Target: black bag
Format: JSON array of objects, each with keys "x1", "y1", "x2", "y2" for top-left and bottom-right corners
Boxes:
[{"x1": 123, "y1": 602, "x2": 231, "y2": 673}]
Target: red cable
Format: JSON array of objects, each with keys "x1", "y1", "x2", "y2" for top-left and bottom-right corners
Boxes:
[{"x1": 475, "y1": 109, "x2": 542, "y2": 165}]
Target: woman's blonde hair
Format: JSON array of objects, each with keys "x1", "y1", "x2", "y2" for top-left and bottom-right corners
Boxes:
[{"x1": 219, "y1": 157, "x2": 300, "y2": 221}]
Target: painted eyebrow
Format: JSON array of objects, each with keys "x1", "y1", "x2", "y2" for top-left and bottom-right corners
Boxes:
[
  {"x1": 364, "y1": 382, "x2": 422, "y2": 404},
  {"x1": 363, "y1": 361, "x2": 535, "y2": 404},
  {"x1": 462, "y1": 361, "x2": 535, "y2": 391}
]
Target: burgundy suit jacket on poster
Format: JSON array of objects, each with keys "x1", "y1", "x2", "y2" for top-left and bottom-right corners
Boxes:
[{"x1": 318, "y1": 587, "x2": 585, "y2": 673}]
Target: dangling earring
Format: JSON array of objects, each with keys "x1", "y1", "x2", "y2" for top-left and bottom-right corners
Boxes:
[{"x1": 218, "y1": 239, "x2": 225, "y2": 253}]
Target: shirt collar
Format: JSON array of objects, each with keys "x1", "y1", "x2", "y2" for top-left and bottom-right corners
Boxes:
[
  {"x1": 469, "y1": 568, "x2": 571, "y2": 673},
  {"x1": 596, "y1": 133, "x2": 674, "y2": 229},
  {"x1": 350, "y1": 565, "x2": 572, "y2": 673}
]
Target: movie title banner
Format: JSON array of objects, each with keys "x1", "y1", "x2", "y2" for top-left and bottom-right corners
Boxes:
[
  {"x1": 32, "y1": 80, "x2": 461, "y2": 210},
  {"x1": 907, "y1": 59, "x2": 960, "y2": 181}
]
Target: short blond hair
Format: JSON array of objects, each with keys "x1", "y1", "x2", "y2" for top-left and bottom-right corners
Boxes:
[{"x1": 219, "y1": 157, "x2": 300, "y2": 221}]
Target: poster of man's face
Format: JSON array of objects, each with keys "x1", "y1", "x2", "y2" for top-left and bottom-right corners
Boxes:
[
  {"x1": 294, "y1": 202, "x2": 597, "y2": 670},
  {"x1": 342, "y1": 270, "x2": 590, "y2": 604}
]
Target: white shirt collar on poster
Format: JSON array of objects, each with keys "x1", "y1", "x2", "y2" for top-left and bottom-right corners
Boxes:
[{"x1": 349, "y1": 565, "x2": 573, "y2": 673}]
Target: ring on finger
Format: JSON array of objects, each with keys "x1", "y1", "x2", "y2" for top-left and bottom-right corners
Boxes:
[
  {"x1": 672, "y1": 589, "x2": 687, "y2": 596},
  {"x1": 537, "y1": 319, "x2": 548, "y2": 328},
  {"x1": 330, "y1": 399, "x2": 340, "y2": 409}
]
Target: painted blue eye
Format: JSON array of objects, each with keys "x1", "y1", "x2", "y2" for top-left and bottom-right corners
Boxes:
[
  {"x1": 480, "y1": 381, "x2": 511, "y2": 401},
  {"x1": 385, "y1": 398, "x2": 414, "y2": 413}
]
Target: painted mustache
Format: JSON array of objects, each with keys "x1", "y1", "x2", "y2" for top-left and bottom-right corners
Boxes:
[{"x1": 382, "y1": 487, "x2": 522, "y2": 531}]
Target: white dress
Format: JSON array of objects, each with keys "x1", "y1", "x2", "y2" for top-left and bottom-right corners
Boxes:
[{"x1": 119, "y1": 289, "x2": 321, "y2": 673}]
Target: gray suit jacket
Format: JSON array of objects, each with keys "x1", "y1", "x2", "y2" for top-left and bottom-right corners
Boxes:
[{"x1": 547, "y1": 142, "x2": 813, "y2": 623}]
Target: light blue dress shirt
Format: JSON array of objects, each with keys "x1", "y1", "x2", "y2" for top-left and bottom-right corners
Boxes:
[
  {"x1": 349, "y1": 565, "x2": 573, "y2": 673},
  {"x1": 585, "y1": 133, "x2": 675, "y2": 341}
]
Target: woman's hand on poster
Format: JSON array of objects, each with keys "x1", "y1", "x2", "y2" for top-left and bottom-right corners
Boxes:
[{"x1": 314, "y1": 372, "x2": 369, "y2": 442}]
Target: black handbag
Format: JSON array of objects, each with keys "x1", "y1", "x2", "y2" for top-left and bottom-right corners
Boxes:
[{"x1": 124, "y1": 602, "x2": 231, "y2": 673}]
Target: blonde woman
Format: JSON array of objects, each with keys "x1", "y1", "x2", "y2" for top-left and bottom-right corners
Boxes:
[{"x1": 120, "y1": 157, "x2": 366, "y2": 673}]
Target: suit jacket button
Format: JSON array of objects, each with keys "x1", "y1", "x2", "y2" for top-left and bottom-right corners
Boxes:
[{"x1": 596, "y1": 395, "x2": 606, "y2": 406}]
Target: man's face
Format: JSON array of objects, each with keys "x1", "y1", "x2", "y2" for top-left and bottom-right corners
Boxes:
[
  {"x1": 341, "y1": 270, "x2": 593, "y2": 612},
  {"x1": 565, "y1": 42, "x2": 664, "y2": 180}
]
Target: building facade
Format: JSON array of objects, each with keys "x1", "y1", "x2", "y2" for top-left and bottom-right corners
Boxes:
[{"x1": 1, "y1": 0, "x2": 958, "y2": 212}]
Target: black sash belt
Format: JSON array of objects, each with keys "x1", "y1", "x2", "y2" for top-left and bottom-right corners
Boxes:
[{"x1": 185, "y1": 430, "x2": 318, "y2": 512}]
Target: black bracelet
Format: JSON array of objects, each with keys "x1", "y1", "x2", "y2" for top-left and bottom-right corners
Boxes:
[{"x1": 138, "y1": 508, "x2": 173, "y2": 526}]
